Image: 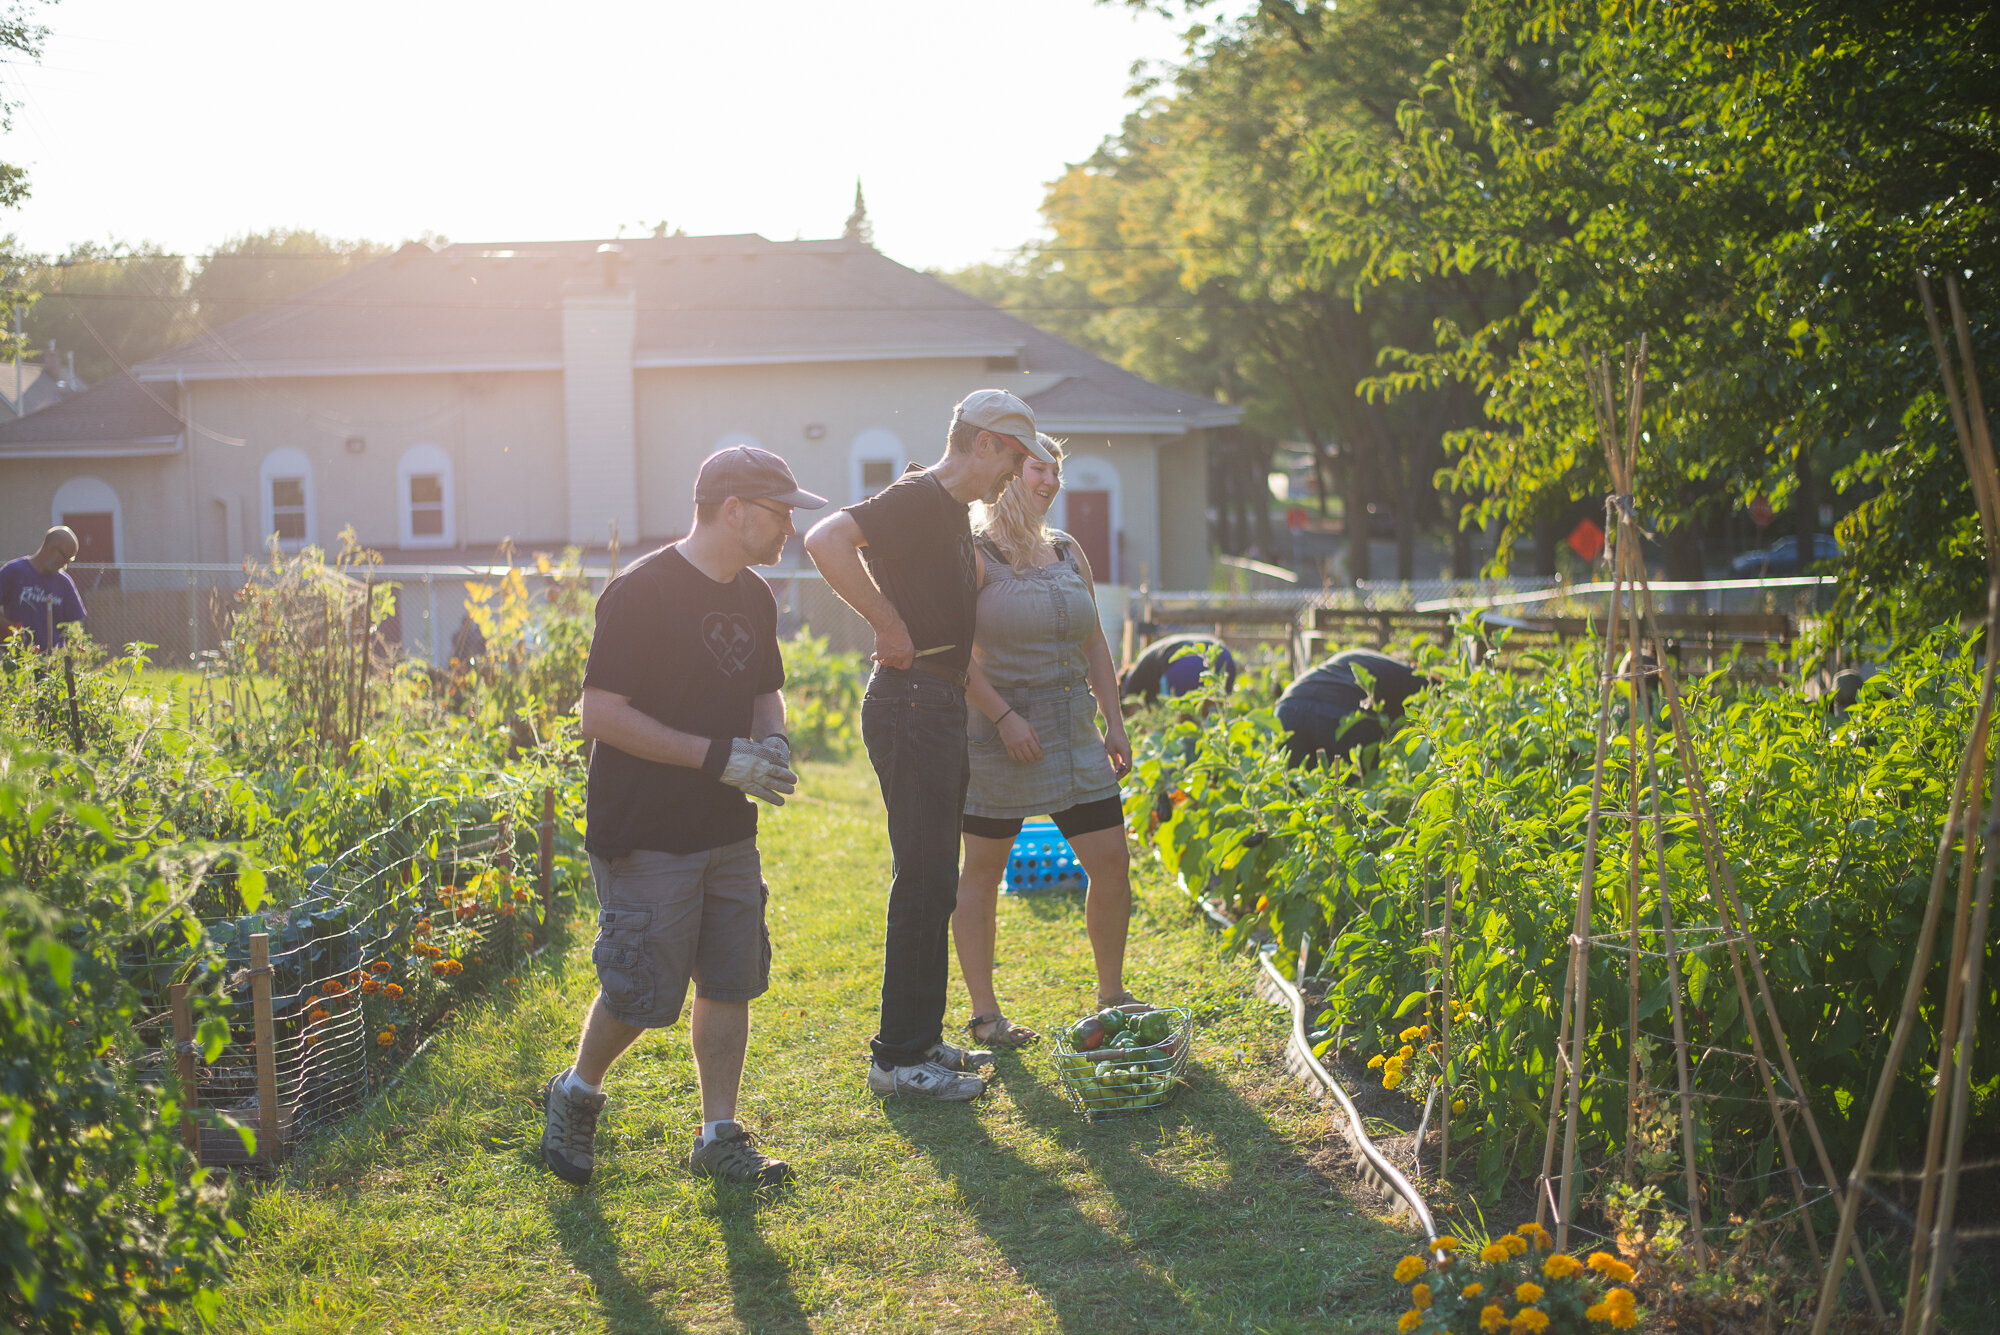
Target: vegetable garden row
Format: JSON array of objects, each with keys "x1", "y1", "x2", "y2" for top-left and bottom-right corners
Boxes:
[{"x1": 1124, "y1": 626, "x2": 1996, "y2": 1324}]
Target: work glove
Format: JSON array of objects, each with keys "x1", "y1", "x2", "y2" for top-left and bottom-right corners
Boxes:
[
  {"x1": 719, "y1": 737, "x2": 797, "y2": 806},
  {"x1": 760, "y1": 733, "x2": 792, "y2": 771}
]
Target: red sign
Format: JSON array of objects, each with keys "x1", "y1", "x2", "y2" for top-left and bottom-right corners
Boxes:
[
  {"x1": 1285, "y1": 505, "x2": 1308, "y2": 533},
  {"x1": 1566, "y1": 518, "x2": 1606, "y2": 563},
  {"x1": 1749, "y1": 494, "x2": 1774, "y2": 528}
]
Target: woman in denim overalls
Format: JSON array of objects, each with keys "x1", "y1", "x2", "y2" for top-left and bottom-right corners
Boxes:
[{"x1": 953, "y1": 435, "x2": 1140, "y2": 1048}]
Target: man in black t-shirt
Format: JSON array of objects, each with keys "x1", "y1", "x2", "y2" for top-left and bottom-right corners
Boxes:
[
  {"x1": 541, "y1": 446, "x2": 824, "y2": 1190},
  {"x1": 805, "y1": 389, "x2": 1056, "y2": 1101}
]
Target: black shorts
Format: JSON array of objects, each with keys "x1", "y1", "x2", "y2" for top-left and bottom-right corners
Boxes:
[{"x1": 961, "y1": 795, "x2": 1125, "y2": 843}]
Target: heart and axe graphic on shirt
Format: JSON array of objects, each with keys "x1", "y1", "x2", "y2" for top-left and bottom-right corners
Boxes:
[{"x1": 702, "y1": 612, "x2": 757, "y2": 675}]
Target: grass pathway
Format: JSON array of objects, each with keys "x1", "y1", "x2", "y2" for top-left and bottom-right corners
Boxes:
[{"x1": 214, "y1": 757, "x2": 1412, "y2": 1334}]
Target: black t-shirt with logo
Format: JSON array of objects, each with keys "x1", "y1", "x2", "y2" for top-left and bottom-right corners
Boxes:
[
  {"x1": 844, "y1": 464, "x2": 976, "y2": 674},
  {"x1": 582, "y1": 545, "x2": 784, "y2": 858}
]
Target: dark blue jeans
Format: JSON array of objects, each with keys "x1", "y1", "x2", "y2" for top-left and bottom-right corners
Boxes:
[{"x1": 861, "y1": 667, "x2": 970, "y2": 1068}]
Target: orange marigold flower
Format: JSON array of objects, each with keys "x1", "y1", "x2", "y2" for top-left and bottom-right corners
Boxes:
[
  {"x1": 512, "y1": 887, "x2": 531, "y2": 902},
  {"x1": 1510, "y1": 1310, "x2": 1550, "y2": 1334},
  {"x1": 1433, "y1": 1236, "x2": 1461, "y2": 1252},
  {"x1": 1502, "y1": 1233, "x2": 1530, "y2": 1257},
  {"x1": 1462, "y1": 1283, "x2": 1484, "y2": 1300},
  {"x1": 1542, "y1": 1254, "x2": 1582, "y2": 1280},
  {"x1": 500, "y1": 904, "x2": 516, "y2": 917},
  {"x1": 1586, "y1": 1253, "x2": 1635, "y2": 1283},
  {"x1": 1396, "y1": 1311, "x2": 1421, "y2": 1334},
  {"x1": 413, "y1": 919, "x2": 433, "y2": 936},
  {"x1": 320, "y1": 979, "x2": 345, "y2": 996},
  {"x1": 1393, "y1": 1255, "x2": 1426, "y2": 1283},
  {"x1": 1479, "y1": 1243, "x2": 1512, "y2": 1264},
  {"x1": 432, "y1": 960, "x2": 451, "y2": 977},
  {"x1": 1514, "y1": 1282, "x2": 1543, "y2": 1305},
  {"x1": 1478, "y1": 1305, "x2": 1507, "y2": 1333},
  {"x1": 449, "y1": 959, "x2": 464, "y2": 975},
  {"x1": 308, "y1": 1006, "x2": 328, "y2": 1024},
  {"x1": 384, "y1": 983, "x2": 403, "y2": 999},
  {"x1": 376, "y1": 1029, "x2": 395, "y2": 1047},
  {"x1": 1412, "y1": 1282, "x2": 1432, "y2": 1310},
  {"x1": 360, "y1": 978, "x2": 380, "y2": 995},
  {"x1": 369, "y1": 961, "x2": 391, "y2": 975},
  {"x1": 1515, "y1": 1223, "x2": 1552, "y2": 1250},
  {"x1": 455, "y1": 904, "x2": 477, "y2": 920}
]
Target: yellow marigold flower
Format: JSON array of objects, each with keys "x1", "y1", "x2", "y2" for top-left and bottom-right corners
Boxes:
[
  {"x1": 1514, "y1": 1282, "x2": 1543, "y2": 1305},
  {"x1": 1400, "y1": 1026, "x2": 1423, "y2": 1043},
  {"x1": 1368, "y1": 1054, "x2": 1387, "y2": 1070},
  {"x1": 1462, "y1": 1283, "x2": 1484, "y2": 1299},
  {"x1": 1510, "y1": 1310, "x2": 1550, "y2": 1334},
  {"x1": 1412, "y1": 1283, "x2": 1433, "y2": 1309},
  {"x1": 1587, "y1": 1253, "x2": 1635, "y2": 1283},
  {"x1": 1585, "y1": 1303, "x2": 1609, "y2": 1323},
  {"x1": 1433, "y1": 1236, "x2": 1460, "y2": 1252},
  {"x1": 1478, "y1": 1304, "x2": 1507, "y2": 1333},
  {"x1": 1542, "y1": 1253, "x2": 1582, "y2": 1280},
  {"x1": 376, "y1": 1029, "x2": 395, "y2": 1047},
  {"x1": 1605, "y1": 1288, "x2": 1636, "y2": 1310},
  {"x1": 1254, "y1": 895, "x2": 1270, "y2": 912},
  {"x1": 1418, "y1": 1025, "x2": 1431, "y2": 1038},
  {"x1": 1383, "y1": 1068, "x2": 1405, "y2": 1090},
  {"x1": 1452, "y1": 1099, "x2": 1468, "y2": 1115},
  {"x1": 1398, "y1": 1044, "x2": 1415, "y2": 1059},
  {"x1": 1502, "y1": 1233, "x2": 1529, "y2": 1257},
  {"x1": 1397, "y1": 1311, "x2": 1422, "y2": 1334},
  {"x1": 1393, "y1": 1255, "x2": 1427, "y2": 1283},
  {"x1": 1479, "y1": 1242, "x2": 1512, "y2": 1264},
  {"x1": 1516, "y1": 1222, "x2": 1552, "y2": 1249}
]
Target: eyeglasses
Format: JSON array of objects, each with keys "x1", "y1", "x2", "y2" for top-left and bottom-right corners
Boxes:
[{"x1": 743, "y1": 498, "x2": 794, "y2": 521}]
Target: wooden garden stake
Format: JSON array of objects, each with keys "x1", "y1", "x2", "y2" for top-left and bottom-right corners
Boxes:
[
  {"x1": 1437, "y1": 872, "x2": 1454, "y2": 1187},
  {"x1": 537, "y1": 786, "x2": 557, "y2": 920},
  {"x1": 170, "y1": 983, "x2": 200, "y2": 1165},
  {"x1": 249, "y1": 933, "x2": 282, "y2": 1166}
]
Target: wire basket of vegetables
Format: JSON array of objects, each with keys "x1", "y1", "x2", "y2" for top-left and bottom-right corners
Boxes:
[{"x1": 1050, "y1": 1004, "x2": 1193, "y2": 1119}]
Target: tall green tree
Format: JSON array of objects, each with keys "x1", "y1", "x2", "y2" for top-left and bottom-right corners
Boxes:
[
  {"x1": 18, "y1": 242, "x2": 191, "y2": 384},
  {"x1": 189, "y1": 229, "x2": 388, "y2": 330}
]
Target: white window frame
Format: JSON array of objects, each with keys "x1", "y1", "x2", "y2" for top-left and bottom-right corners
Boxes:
[
  {"x1": 396, "y1": 443, "x2": 456, "y2": 549},
  {"x1": 50, "y1": 475, "x2": 122, "y2": 564},
  {"x1": 849, "y1": 428, "x2": 905, "y2": 503},
  {"x1": 259, "y1": 447, "x2": 315, "y2": 551}
]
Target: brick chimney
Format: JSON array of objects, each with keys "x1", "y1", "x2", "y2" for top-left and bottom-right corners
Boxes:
[{"x1": 562, "y1": 244, "x2": 639, "y2": 547}]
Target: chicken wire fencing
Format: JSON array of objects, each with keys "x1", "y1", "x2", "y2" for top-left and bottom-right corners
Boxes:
[{"x1": 127, "y1": 787, "x2": 569, "y2": 1169}]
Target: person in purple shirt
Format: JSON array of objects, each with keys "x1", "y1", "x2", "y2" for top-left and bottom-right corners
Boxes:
[{"x1": 0, "y1": 526, "x2": 86, "y2": 651}]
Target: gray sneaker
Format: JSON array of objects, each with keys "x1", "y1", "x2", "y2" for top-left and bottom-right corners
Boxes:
[
  {"x1": 688, "y1": 1121, "x2": 793, "y2": 1188},
  {"x1": 541, "y1": 1071, "x2": 607, "y2": 1185},
  {"x1": 926, "y1": 1039, "x2": 995, "y2": 1072},
  {"x1": 867, "y1": 1059, "x2": 986, "y2": 1102}
]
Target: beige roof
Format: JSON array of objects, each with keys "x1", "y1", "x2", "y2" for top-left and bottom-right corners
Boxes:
[{"x1": 134, "y1": 235, "x2": 1238, "y2": 434}]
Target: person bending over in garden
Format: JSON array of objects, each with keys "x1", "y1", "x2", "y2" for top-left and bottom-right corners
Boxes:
[
  {"x1": 0, "y1": 525, "x2": 85, "y2": 651},
  {"x1": 1119, "y1": 632, "x2": 1237, "y2": 707},
  {"x1": 1274, "y1": 649, "x2": 1429, "y2": 770},
  {"x1": 953, "y1": 434, "x2": 1141, "y2": 1050},
  {"x1": 804, "y1": 389, "x2": 1054, "y2": 1101},
  {"x1": 541, "y1": 445, "x2": 824, "y2": 1189}
]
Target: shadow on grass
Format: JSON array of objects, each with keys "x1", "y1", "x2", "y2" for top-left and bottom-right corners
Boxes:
[
  {"x1": 888, "y1": 1052, "x2": 1406, "y2": 1334},
  {"x1": 706, "y1": 1188, "x2": 814, "y2": 1335},
  {"x1": 549, "y1": 1191, "x2": 692, "y2": 1335}
]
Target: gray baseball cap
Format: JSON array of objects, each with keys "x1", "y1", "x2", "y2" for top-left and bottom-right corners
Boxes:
[
  {"x1": 953, "y1": 388, "x2": 1055, "y2": 463},
  {"x1": 693, "y1": 445, "x2": 828, "y2": 509}
]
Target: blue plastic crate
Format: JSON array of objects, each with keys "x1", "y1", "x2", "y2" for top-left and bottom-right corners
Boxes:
[{"x1": 1003, "y1": 819, "x2": 1088, "y2": 894}]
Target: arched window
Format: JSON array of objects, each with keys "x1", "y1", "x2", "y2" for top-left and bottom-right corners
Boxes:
[
  {"x1": 51, "y1": 475, "x2": 122, "y2": 566},
  {"x1": 259, "y1": 448, "x2": 315, "y2": 550},
  {"x1": 849, "y1": 428, "x2": 905, "y2": 502},
  {"x1": 397, "y1": 443, "x2": 455, "y2": 548}
]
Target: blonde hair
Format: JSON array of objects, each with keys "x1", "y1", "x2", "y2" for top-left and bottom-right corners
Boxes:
[{"x1": 974, "y1": 435, "x2": 1065, "y2": 571}]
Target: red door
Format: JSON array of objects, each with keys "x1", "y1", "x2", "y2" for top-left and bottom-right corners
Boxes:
[
  {"x1": 61, "y1": 512, "x2": 117, "y2": 590},
  {"x1": 1065, "y1": 490, "x2": 1112, "y2": 582}
]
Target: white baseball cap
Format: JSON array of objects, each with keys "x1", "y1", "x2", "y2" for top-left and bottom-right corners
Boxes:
[{"x1": 953, "y1": 388, "x2": 1055, "y2": 463}]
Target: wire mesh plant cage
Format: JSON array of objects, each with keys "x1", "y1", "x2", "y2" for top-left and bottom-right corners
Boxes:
[
  {"x1": 1050, "y1": 1005, "x2": 1194, "y2": 1119},
  {"x1": 127, "y1": 788, "x2": 565, "y2": 1168}
]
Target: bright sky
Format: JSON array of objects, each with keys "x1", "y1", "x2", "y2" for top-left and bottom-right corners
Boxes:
[{"x1": 0, "y1": 0, "x2": 1224, "y2": 273}]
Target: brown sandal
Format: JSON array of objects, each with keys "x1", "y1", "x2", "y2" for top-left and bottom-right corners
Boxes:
[
  {"x1": 967, "y1": 1013, "x2": 1039, "y2": 1048},
  {"x1": 1096, "y1": 991, "x2": 1152, "y2": 1013}
]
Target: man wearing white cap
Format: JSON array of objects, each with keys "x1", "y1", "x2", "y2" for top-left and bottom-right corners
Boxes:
[
  {"x1": 543, "y1": 445, "x2": 825, "y2": 1188},
  {"x1": 805, "y1": 389, "x2": 1055, "y2": 1100}
]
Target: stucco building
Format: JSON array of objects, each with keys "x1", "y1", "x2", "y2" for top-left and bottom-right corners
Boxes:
[{"x1": 0, "y1": 235, "x2": 1236, "y2": 601}]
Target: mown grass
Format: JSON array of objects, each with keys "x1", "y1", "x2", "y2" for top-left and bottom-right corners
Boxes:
[{"x1": 210, "y1": 756, "x2": 1414, "y2": 1334}]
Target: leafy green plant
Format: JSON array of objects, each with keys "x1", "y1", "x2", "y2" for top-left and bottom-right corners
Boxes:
[
  {"x1": 777, "y1": 629, "x2": 865, "y2": 760},
  {"x1": 1127, "y1": 626, "x2": 1990, "y2": 1207}
]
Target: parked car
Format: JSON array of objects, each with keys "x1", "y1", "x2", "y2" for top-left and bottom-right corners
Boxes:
[{"x1": 1729, "y1": 533, "x2": 1842, "y2": 577}]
